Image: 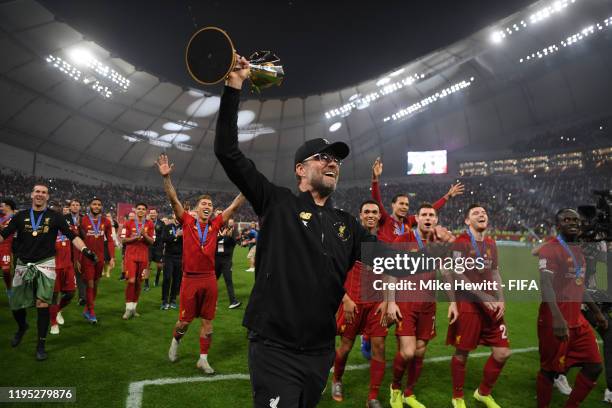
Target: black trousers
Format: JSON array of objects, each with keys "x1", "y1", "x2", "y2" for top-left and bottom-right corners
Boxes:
[
  {"x1": 162, "y1": 256, "x2": 181, "y2": 304},
  {"x1": 248, "y1": 337, "x2": 334, "y2": 408},
  {"x1": 215, "y1": 255, "x2": 237, "y2": 303}
]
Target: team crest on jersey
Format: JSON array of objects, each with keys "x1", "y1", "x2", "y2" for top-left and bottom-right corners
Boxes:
[
  {"x1": 334, "y1": 222, "x2": 350, "y2": 242},
  {"x1": 455, "y1": 335, "x2": 462, "y2": 345},
  {"x1": 299, "y1": 212, "x2": 312, "y2": 227},
  {"x1": 559, "y1": 355, "x2": 566, "y2": 369}
]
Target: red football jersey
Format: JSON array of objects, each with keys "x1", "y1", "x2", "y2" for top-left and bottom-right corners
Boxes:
[
  {"x1": 371, "y1": 181, "x2": 447, "y2": 242},
  {"x1": 55, "y1": 232, "x2": 73, "y2": 269},
  {"x1": 179, "y1": 212, "x2": 223, "y2": 277},
  {"x1": 80, "y1": 214, "x2": 114, "y2": 262},
  {"x1": 0, "y1": 215, "x2": 15, "y2": 254},
  {"x1": 395, "y1": 230, "x2": 437, "y2": 306},
  {"x1": 121, "y1": 218, "x2": 155, "y2": 262},
  {"x1": 452, "y1": 231, "x2": 499, "y2": 313},
  {"x1": 538, "y1": 237, "x2": 587, "y2": 328},
  {"x1": 343, "y1": 261, "x2": 381, "y2": 304}
]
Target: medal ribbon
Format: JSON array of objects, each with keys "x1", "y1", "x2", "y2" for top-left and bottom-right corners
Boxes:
[
  {"x1": 135, "y1": 218, "x2": 144, "y2": 236},
  {"x1": 87, "y1": 213, "x2": 102, "y2": 236},
  {"x1": 196, "y1": 220, "x2": 209, "y2": 247},
  {"x1": 556, "y1": 234, "x2": 582, "y2": 280},
  {"x1": 467, "y1": 228, "x2": 486, "y2": 259},
  {"x1": 30, "y1": 208, "x2": 46, "y2": 234},
  {"x1": 395, "y1": 219, "x2": 405, "y2": 235},
  {"x1": 414, "y1": 228, "x2": 425, "y2": 250}
]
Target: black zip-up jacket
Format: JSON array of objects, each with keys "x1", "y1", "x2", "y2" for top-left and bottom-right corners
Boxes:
[{"x1": 215, "y1": 86, "x2": 377, "y2": 352}]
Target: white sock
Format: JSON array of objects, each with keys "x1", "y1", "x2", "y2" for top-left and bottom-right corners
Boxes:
[
  {"x1": 171, "y1": 338, "x2": 179, "y2": 346},
  {"x1": 125, "y1": 303, "x2": 131, "y2": 311},
  {"x1": 199, "y1": 354, "x2": 208, "y2": 360},
  {"x1": 131, "y1": 302, "x2": 137, "y2": 311}
]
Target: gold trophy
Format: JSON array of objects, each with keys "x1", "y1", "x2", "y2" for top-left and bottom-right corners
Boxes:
[{"x1": 185, "y1": 27, "x2": 284, "y2": 92}]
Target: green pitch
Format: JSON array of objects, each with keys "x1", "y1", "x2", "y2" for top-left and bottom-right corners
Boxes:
[{"x1": 0, "y1": 247, "x2": 607, "y2": 407}]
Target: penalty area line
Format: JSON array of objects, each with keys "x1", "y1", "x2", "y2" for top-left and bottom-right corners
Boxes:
[{"x1": 126, "y1": 346, "x2": 538, "y2": 408}]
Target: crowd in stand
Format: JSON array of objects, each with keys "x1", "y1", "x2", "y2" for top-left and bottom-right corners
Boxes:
[{"x1": 1, "y1": 164, "x2": 610, "y2": 237}]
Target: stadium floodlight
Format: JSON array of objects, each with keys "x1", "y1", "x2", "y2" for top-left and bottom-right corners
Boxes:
[
  {"x1": 134, "y1": 130, "x2": 158, "y2": 139},
  {"x1": 520, "y1": 18, "x2": 611, "y2": 63},
  {"x1": 46, "y1": 49, "x2": 130, "y2": 98},
  {"x1": 148, "y1": 139, "x2": 172, "y2": 148},
  {"x1": 376, "y1": 77, "x2": 391, "y2": 86},
  {"x1": 389, "y1": 68, "x2": 405, "y2": 77},
  {"x1": 383, "y1": 78, "x2": 474, "y2": 123},
  {"x1": 163, "y1": 121, "x2": 198, "y2": 131},
  {"x1": 329, "y1": 122, "x2": 342, "y2": 132},
  {"x1": 325, "y1": 71, "x2": 426, "y2": 119}
]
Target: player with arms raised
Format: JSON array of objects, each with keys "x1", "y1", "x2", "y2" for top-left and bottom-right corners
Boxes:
[
  {"x1": 536, "y1": 208, "x2": 607, "y2": 407},
  {"x1": 157, "y1": 153, "x2": 244, "y2": 374},
  {"x1": 445, "y1": 204, "x2": 511, "y2": 408},
  {"x1": 370, "y1": 157, "x2": 463, "y2": 242}
]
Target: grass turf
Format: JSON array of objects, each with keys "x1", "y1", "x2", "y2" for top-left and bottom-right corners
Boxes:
[{"x1": 0, "y1": 246, "x2": 608, "y2": 407}]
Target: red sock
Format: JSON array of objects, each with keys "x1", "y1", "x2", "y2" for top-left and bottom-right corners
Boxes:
[
  {"x1": 333, "y1": 350, "x2": 348, "y2": 382},
  {"x1": 479, "y1": 355, "x2": 506, "y2": 395},
  {"x1": 536, "y1": 372, "x2": 553, "y2": 408},
  {"x1": 134, "y1": 280, "x2": 141, "y2": 302},
  {"x1": 59, "y1": 293, "x2": 72, "y2": 309},
  {"x1": 50, "y1": 304, "x2": 59, "y2": 326},
  {"x1": 125, "y1": 282, "x2": 134, "y2": 302},
  {"x1": 565, "y1": 372, "x2": 596, "y2": 408},
  {"x1": 392, "y1": 352, "x2": 409, "y2": 390},
  {"x1": 451, "y1": 356, "x2": 467, "y2": 399},
  {"x1": 405, "y1": 356, "x2": 424, "y2": 396},
  {"x1": 2, "y1": 271, "x2": 11, "y2": 289},
  {"x1": 86, "y1": 287, "x2": 95, "y2": 314},
  {"x1": 200, "y1": 334, "x2": 212, "y2": 354},
  {"x1": 368, "y1": 358, "x2": 386, "y2": 400}
]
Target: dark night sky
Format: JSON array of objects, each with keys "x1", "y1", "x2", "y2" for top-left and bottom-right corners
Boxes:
[{"x1": 39, "y1": 0, "x2": 535, "y2": 98}]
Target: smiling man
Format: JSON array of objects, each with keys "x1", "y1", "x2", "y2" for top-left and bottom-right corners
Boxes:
[
  {"x1": 0, "y1": 184, "x2": 97, "y2": 360},
  {"x1": 157, "y1": 153, "x2": 244, "y2": 374},
  {"x1": 214, "y1": 56, "x2": 382, "y2": 408}
]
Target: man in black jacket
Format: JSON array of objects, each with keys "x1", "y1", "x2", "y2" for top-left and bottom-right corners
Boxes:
[
  {"x1": 215, "y1": 215, "x2": 240, "y2": 309},
  {"x1": 215, "y1": 56, "x2": 379, "y2": 408},
  {"x1": 160, "y1": 215, "x2": 182, "y2": 310}
]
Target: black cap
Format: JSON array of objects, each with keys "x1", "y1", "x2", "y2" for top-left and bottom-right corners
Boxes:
[{"x1": 294, "y1": 138, "x2": 350, "y2": 166}]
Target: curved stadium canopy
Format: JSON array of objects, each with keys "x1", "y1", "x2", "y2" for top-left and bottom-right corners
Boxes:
[{"x1": 0, "y1": 0, "x2": 611, "y2": 190}]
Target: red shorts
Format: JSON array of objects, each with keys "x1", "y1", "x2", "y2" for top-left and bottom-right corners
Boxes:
[
  {"x1": 395, "y1": 302, "x2": 437, "y2": 340},
  {"x1": 446, "y1": 311, "x2": 510, "y2": 351},
  {"x1": 336, "y1": 302, "x2": 388, "y2": 340},
  {"x1": 538, "y1": 322, "x2": 601, "y2": 372},
  {"x1": 179, "y1": 276, "x2": 218, "y2": 322},
  {"x1": 0, "y1": 251, "x2": 12, "y2": 272},
  {"x1": 125, "y1": 258, "x2": 148, "y2": 280},
  {"x1": 54, "y1": 266, "x2": 76, "y2": 292},
  {"x1": 81, "y1": 260, "x2": 104, "y2": 281}
]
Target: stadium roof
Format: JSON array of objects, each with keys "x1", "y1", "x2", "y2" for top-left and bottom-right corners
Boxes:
[{"x1": 1, "y1": 0, "x2": 611, "y2": 190}]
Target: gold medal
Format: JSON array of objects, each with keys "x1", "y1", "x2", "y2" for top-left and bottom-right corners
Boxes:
[
  {"x1": 62, "y1": 241, "x2": 66, "y2": 247},
  {"x1": 575, "y1": 277, "x2": 583, "y2": 286},
  {"x1": 32, "y1": 231, "x2": 38, "y2": 236}
]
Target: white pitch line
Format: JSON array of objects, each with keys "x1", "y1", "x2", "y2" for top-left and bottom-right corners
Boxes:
[{"x1": 126, "y1": 346, "x2": 539, "y2": 408}]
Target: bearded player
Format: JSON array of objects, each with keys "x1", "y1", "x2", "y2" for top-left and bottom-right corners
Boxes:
[
  {"x1": 79, "y1": 198, "x2": 114, "y2": 323},
  {"x1": 444, "y1": 204, "x2": 510, "y2": 408},
  {"x1": 386, "y1": 203, "x2": 455, "y2": 408},
  {"x1": 0, "y1": 199, "x2": 16, "y2": 295},
  {"x1": 157, "y1": 153, "x2": 244, "y2": 374},
  {"x1": 120, "y1": 203, "x2": 154, "y2": 319},
  {"x1": 370, "y1": 157, "x2": 463, "y2": 242},
  {"x1": 536, "y1": 208, "x2": 607, "y2": 407},
  {"x1": 331, "y1": 200, "x2": 389, "y2": 407}
]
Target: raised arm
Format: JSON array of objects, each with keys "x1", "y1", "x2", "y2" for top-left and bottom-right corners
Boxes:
[
  {"x1": 214, "y1": 56, "x2": 280, "y2": 216},
  {"x1": 157, "y1": 153, "x2": 184, "y2": 221},
  {"x1": 222, "y1": 193, "x2": 246, "y2": 224},
  {"x1": 371, "y1": 157, "x2": 389, "y2": 221}
]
